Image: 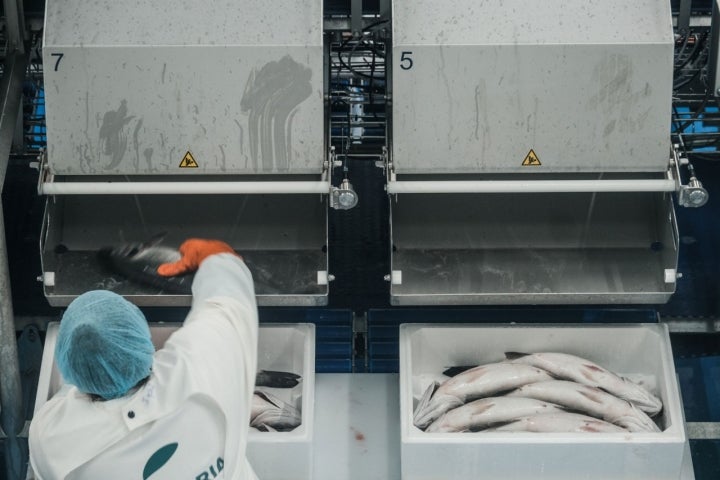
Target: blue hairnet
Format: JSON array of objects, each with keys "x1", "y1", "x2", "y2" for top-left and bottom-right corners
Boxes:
[{"x1": 55, "y1": 290, "x2": 154, "y2": 400}]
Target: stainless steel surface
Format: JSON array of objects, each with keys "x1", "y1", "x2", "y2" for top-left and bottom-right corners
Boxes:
[
  {"x1": 43, "y1": 0, "x2": 324, "y2": 175},
  {"x1": 390, "y1": 249, "x2": 676, "y2": 306},
  {"x1": 686, "y1": 422, "x2": 720, "y2": 440},
  {"x1": 390, "y1": 192, "x2": 678, "y2": 305},
  {"x1": 44, "y1": 0, "x2": 321, "y2": 47},
  {"x1": 43, "y1": 250, "x2": 327, "y2": 307},
  {"x1": 391, "y1": 0, "x2": 673, "y2": 174},
  {"x1": 662, "y1": 317, "x2": 720, "y2": 333},
  {"x1": 40, "y1": 194, "x2": 328, "y2": 306}
]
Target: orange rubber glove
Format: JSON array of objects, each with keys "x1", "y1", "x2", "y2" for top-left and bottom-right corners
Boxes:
[{"x1": 157, "y1": 239, "x2": 241, "y2": 277}]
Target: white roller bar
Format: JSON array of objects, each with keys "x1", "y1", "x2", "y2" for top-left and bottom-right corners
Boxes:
[
  {"x1": 40, "y1": 181, "x2": 330, "y2": 195},
  {"x1": 386, "y1": 179, "x2": 677, "y2": 194}
]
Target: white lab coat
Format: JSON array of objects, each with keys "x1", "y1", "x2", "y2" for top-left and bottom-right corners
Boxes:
[{"x1": 29, "y1": 254, "x2": 259, "y2": 480}]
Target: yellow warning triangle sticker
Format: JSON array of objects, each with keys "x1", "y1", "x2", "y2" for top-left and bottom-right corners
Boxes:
[
  {"x1": 179, "y1": 151, "x2": 199, "y2": 168},
  {"x1": 522, "y1": 149, "x2": 541, "y2": 166}
]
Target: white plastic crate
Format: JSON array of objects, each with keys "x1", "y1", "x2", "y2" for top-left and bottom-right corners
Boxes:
[
  {"x1": 32, "y1": 322, "x2": 315, "y2": 480},
  {"x1": 399, "y1": 324, "x2": 686, "y2": 480},
  {"x1": 246, "y1": 324, "x2": 315, "y2": 480}
]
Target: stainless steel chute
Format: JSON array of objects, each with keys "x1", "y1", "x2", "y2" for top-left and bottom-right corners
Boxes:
[
  {"x1": 387, "y1": 0, "x2": 685, "y2": 305},
  {"x1": 39, "y1": 0, "x2": 335, "y2": 306}
]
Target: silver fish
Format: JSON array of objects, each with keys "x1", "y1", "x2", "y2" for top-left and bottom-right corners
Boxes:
[
  {"x1": 506, "y1": 352, "x2": 662, "y2": 416},
  {"x1": 425, "y1": 397, "x2": 565, "y2": 433},
  {"x1": 413, "y1": 363, "x2": 554, "y2": 429},
  {"x1": 485, "y1": 412, "x2": 627, "y2": 433},
  {"x1": 506, "y1": 380, "x2": 660, "y2": 432},
  {"x1": 251, "y1": 390, "x2": 302, "y2": 432}
]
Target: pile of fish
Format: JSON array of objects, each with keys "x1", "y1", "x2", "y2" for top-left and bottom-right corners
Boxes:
[
  {"x1": 414, "y1": 352, "x2": 663, "y2": 434},
  {"x1": 251, "y1": 370, "x2": 303, "y2": 432}
]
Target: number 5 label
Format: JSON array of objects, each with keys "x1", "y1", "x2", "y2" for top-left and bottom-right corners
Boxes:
[{"x1": 400, "y1": 51, "x2": 413, "y2": 70}]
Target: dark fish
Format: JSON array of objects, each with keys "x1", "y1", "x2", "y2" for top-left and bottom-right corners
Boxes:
[
  {"x1": 99, "y1": 234, "x2": 285, "y2": 296},
  {"x1": 255, "y1": 370, "x2": 301, "y2": 389},
  {"x1": 98, "y1": 234, "x2": 194, "y2": 293},
  {"x1": 442, "y1": 366, "x2": 476, "y2": 377}
]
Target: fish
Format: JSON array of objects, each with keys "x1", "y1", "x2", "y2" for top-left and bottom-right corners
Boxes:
[
  {"x1": 413, "y1": 363, "x2": 554, "y2": 429},
  {"x1": 98, "y1": 234, "x2": 283, "y2": 295},
  {"x1": 425, "y1": 397, "x2": 566, "y2": 433},
  {"x1": 505, "y1": 380, "x2": 660, "y2": 432},
  {"x1": 505, "y1": 352, "x2": 663, "y2": 416},
  {"x1": 97, "y1": 234, "x2": 194, "y2": 293},
  {"x1": 255, "y1": 370, "x2": 301, "y2": 389},
  {"x1": 253, "y1": 424, "x2": 278, "y2": 433},
  {"x1": 250, "y1": 390, "x2": 302, "y2": 432},
  {"x1": 442, "y1": 366, "x2": 475, "y2": 377},
  {"x1": 484, "y1": 412, "x2": 627, "y2": 433}
]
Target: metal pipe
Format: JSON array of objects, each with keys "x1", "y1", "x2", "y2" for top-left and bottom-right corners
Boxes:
[
  {"x1": 41, "y1": 180, "x2": 331, "y2": 195},
  {"x1": 386, "y1": 179, "x2": 678, "y2": 194}
]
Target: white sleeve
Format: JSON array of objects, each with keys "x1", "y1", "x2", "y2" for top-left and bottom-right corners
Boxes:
[
  {"x1": 188, "y1": 253, "x2": 256, "y2": 316},
  {"x1": 160, "y1": 253, "x2": 258, "y2": 476},
  {"x1": 178, "y1": 252, "x2": 258, "y2": 391}
]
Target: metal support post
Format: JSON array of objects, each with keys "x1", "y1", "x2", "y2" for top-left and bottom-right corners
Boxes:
[
  {"x1": 0, "y1": 207, "x2": 23, "y2": 480},
  {"x1": 3, "y1": 0, "x2": 26, "y2": 53},
  {"x1": 379, "y1": 0, "x2": 390, "y2": 19},
  {"x1": 351, "y1": 0, "x2": 363, "y2": 36},
  {"x1": 0, "y1": 51, "x2": 29, "y2": 480},
  {"x1": 710, "y1": 0, "x2": 720, "y2": 96}
]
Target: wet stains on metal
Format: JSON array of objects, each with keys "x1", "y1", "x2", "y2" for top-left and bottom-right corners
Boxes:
[
  {"x1": 99, "y1": 99, "x2": 135, "y2": 169},
  {"x1": 240, "y1": 55, "x2": 312, "y2": 172}
]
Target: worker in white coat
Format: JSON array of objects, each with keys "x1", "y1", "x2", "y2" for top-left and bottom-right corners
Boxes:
[{"x1": 29, "y1": 239, "x2": 259, "y2": 479}]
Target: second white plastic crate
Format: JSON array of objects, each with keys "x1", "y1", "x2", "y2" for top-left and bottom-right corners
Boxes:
[{"x1": 399, "y1": 323, "x2": 686, "y2": 480}]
